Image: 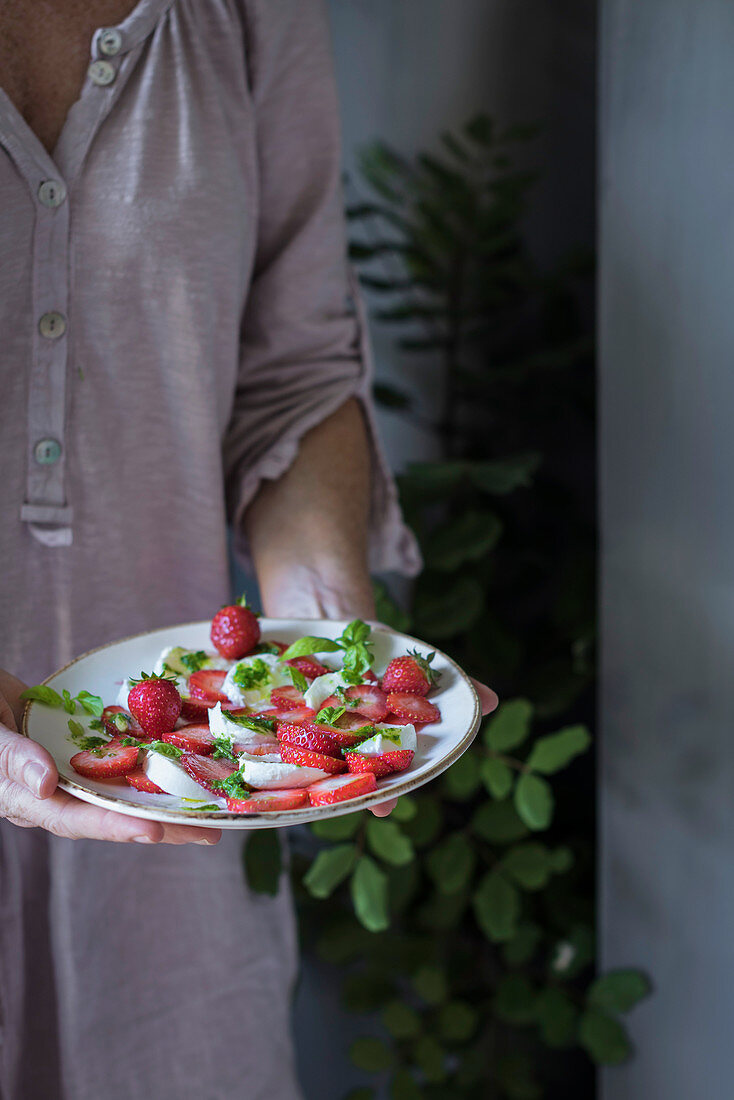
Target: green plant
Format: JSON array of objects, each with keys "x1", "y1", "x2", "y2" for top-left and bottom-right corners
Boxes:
[{"x1": 244, "y1": 115, "x2": 649, "y2": 1098}]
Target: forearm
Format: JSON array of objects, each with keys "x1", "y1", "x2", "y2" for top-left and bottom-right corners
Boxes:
[{"x1": 244, "y1": 397, "x2": 375, "y2": 620}]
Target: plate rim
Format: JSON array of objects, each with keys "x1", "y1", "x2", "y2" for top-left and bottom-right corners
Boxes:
[{"x1": 22, "y1": 618, "x2": 482, "y2": 827}]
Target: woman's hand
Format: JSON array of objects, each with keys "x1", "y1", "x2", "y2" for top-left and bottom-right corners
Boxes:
[
  {"x1": 369, "y1": 676, "x2": 499, "y2": 817},
  {"x1": 0, "y1": 670, "x2": 220, "y2": 845}
]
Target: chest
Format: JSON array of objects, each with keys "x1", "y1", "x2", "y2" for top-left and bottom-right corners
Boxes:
[{"x1": 0, "y1": 0, "x2": 138, "y2": 153}]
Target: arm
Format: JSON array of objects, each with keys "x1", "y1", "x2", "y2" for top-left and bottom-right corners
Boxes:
[{"x1": 245, "y1": 397, "x2": 375, "y2": 620}]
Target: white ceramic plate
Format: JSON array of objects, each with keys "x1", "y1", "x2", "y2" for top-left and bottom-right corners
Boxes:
[{"x1": 22, "y1": 619, "x2": 481, "y2": 829}]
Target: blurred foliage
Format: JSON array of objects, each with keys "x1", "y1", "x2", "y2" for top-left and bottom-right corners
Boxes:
[{"x1": 244, "y1": 114, "x2": 649, "y2": 1097}]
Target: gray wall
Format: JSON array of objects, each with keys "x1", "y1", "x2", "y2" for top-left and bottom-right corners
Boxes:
[
  {"x1": 600, "y1": 1, "x2": 734, "y2": 1097},
  {"x1": 292, "y1": 3, "x2": 596, "y2": 1098}
]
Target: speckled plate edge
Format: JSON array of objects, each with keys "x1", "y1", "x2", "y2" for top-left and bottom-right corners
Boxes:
[{"x1": 22, "y1": 619, "x2": 482, "y2": 829}]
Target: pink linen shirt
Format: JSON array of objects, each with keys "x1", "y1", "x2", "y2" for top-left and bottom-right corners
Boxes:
[{"x1": 0, "y1": 2, "x2": 418, "y2": 1097}]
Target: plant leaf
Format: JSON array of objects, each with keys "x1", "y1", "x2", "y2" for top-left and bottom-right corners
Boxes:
[
  {"x1": 502, "y1": 842, "x2": 555, "y2": 890},
  {"x1": 484, "y1": 699, "x2": 533, "y2": 751},
  {"x1": 350, "y1": 1036, "x2": 394, "y2": 1072},
  {"x1": 535, "y1": 987, "x2": 579, "y2": 1048},
  {"x1": 303, "y1": 844, "x2": 357, "y2": 899},
  {"x1": 472, "y1": 800, "x2": 529, "y2": 844},
  {"x1": 366, "y1": 818, "x2": 414, "y2": 866},
  {"x1": 526, "y1": 724, "x2": 591, "y2": 774},
  {"x1": 480, "y1": 757, "x2": 514, "y2": 799},
  {"x1": 381, "y1": 1000, "x2": 422, "y2": 1039},
  {"x1": 351, "y1": 856, "x2": 390, "y2": 932},
  {"x1": 412, "y1": 965, "x2": 448, "y2": 1005},
  {"x1": 75, "y1": 690, "x2": 105, "y2": 718},
  {"x1": 423, "y1": 510, "x2": 502, "y2": 572},
  {"x1": 514, "y1": 773, "x2": 554, "y2": 830},
  {"x1": 390, "y1": 1070, "x2": 422, "y2": 1100},
  {"x1": 468, "y1": 453, "x2": 541, "y2": 494},
  {"x1": 436, "y1": 1000, "x2": 478, "y2": 1043},
  {"x1": 444, "y1": 750, "x2": 483, "y2": 800},
  {"x1": 426, "y1": 832, "x2": 476, "y2": 895},
  {"x1": 493, "y1": 975, "x2": 537, "y2": 1024},
  {"x1": 413, "y1": 576, "x2": 485, "y2": 639},
  {"x1": 243, "y1": 830, "x2": 282, "y2": 896},
  {"x1": 587, "y1": 969, "x2": 652, "y2": 1014},
  {"x1": 473, "y1": 870, "x2": 520, "y2": 942},
  {"x1": 578, "y1": 1009, "x2": 633, "y2": 1065},
  {"x1": 310, "y1": 813, "x2": 363, "y2": 840}
]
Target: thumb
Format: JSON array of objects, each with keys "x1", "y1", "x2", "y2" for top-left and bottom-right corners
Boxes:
[{"x1": 0, "y1": 718, "x2": 59, "y2": 799}]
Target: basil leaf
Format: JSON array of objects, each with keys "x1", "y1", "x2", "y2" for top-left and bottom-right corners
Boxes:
[
  {"x1": 75, "y1": 691, "x2": 105, "y2": 718},
  {"x1": 62, "y1": 689, "x2": 76, "y2": 714},
  {"x1": 337, "y1": 619, "x2": 372, "y2": 647},
  {"x1": 20, "y1": 684, "x2": 64, "y2": 708},
  {"x1": 280, "y1": 636, "x2": 341, "y2": 660}
]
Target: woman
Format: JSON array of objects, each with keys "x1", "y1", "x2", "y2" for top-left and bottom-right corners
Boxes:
[{"x1": 0, "y1": 2, "x2": 496, "y2": 1096}]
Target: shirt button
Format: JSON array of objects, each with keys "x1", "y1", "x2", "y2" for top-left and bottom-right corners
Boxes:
[
  {"x1": 34, "y1": 439, "x2": 62, "y2": 465},
  {"x1": 98, "y1": 27, "x2": 122, "y2": 56},
  {"x1": 38, "y1": 179, "x2": 67, "y2": 208},
  {"x1": 88, "y1": 59, "x2": 116, "y2": 86},
  {"x1": 38, "y1": 311, "x2": 67, "y2": 339}
]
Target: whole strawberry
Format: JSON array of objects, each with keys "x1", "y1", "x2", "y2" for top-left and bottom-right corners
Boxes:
[
  {"x1": 127, "y1": 673, "x2": 182, "y2": 735},
  {"x1": 211, "y1": 596, "x2": 261, "y2": 659},
  {"x1": 380, "y1": 650, "x2": 438, "y2": 697}
]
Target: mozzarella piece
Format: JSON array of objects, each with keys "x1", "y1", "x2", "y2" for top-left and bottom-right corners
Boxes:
[
  {"x1": 142, "y1": 752, "x2": 221, "y2": 801},
  {"x1": 221, "y1": 653, "x2": 291, "y2": 708},
  {"x1": 303, "y1": 671, "x2": 353, "y2": 712},
  {"x1": 116, "y1": 678, "x2": 135, "y2": 709},
  {"x1": 354, "y1": 723, "x2": 417, "y2": 755},
  {"x1": 208, "y1": 701, "x2": 234, "y2": 740},
  {"x1": 207, "y1": 703, "x2": 278, "y2": 753},
  {"x1": 238, "y1": 753, "x2": 331, "y2": 789}
]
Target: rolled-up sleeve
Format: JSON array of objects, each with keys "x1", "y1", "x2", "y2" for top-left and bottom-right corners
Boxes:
[{"x1": 223, "y1": 0, "x2": 420, "y2": 576}]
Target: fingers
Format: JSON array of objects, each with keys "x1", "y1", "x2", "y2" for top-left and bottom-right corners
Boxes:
[
  {"x1": 0, "y1": 778, "x2": 222, "y2": 844},
  {"x1": 0, "y1": 722, "x2": 58, "y2": 799},
  {"x1": 370, "y1": 797, "x2": 398, "y2": 817},
  {"x1": 471, "y1": 678, "x2": 499, "y2": 716}
]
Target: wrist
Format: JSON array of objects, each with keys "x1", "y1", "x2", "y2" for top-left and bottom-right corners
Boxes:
[{"x1": 258, "y1": 559, "x2": 375, "y2": 621}]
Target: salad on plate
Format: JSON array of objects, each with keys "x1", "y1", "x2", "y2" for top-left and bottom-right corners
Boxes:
[{"x1": 22, "y1": 602, "x2": 444, "y2": 815}]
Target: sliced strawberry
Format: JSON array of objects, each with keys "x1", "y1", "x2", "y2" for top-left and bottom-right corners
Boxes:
[
  {"x1": 286, "y1": 656, "x2": 331, "y2": 681},
  {"x1": 333, "y1": 712, "x2": 378, "y2": 734},
  {"x1": 255, "y1": 706, "x2": 316, "y2": 725},
  {"x1": 362, "y1": 669, "x2": 379, "y2": 683},
  {"x1": 162, "y1": 724, "x2": 218, "y2": 755},
  {"x1": 188, "y1": 669, "x2": 229, "y2": 703},
  {"x1": 125, "y1": 768, "x2": 165, "y2": 794},
  {"x1": 232, "y1": 736, "x2": 280, "y2": 757},
  {"x1": 270, "y1": 684, "x2": 306, "y2": 710},
  {"x1": 278, "y1": 722, "x2": 344, "y2": 757},
  {"x1": 70, "y1": 737, "x2": 140, "y2": 780},
  {"x1": 386, "y1": 693, "x2": 441, "y2": 724},
  {"x1": 302, "y1": 720, "x2": 371, "y2": 748},
  {"x1": 279, "y1": 742, "x2": 347, "y2": 774},
  {"x1": 102, "y1": 704, "x2": 145, "y2": 738},
  {"x1": 321, "y1": 684, "x2": 388, "y2": 723},
  {"x1": 226, "y1": 788, "x2": 309, "y2": 813},
  {"x1": 181, "y1": 753, "x2": 238, "y2": 795},
  {"x1": 179, "y1": 696, "x2": 240, "y2": 722},
  {"x1": 308, "y1": 772, "x2": 378, "y2": 806},
  {"x1": 345, "y1": 748, "x2": 415, "y2": 777}
]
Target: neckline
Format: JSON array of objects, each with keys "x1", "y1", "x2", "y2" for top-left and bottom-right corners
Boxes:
[{"x1": 0, "y1": 0, "x2": 176, "y2": 175}]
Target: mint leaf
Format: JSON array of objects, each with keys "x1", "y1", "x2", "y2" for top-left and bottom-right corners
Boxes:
[
  {"x1": 211, "y1": 771, "x2": 250, "y2": 798},
  {"x1": 211, "y1": 737, "x2": 238, "y2": 761},
  {"x1": 288, "y1": 665, "x2": 308, "y2": 694},
  {"x1": 74, "y1": 691, "x2": 104, "y2": 718},
  {"x1": 222, "y1": 712, "x2": 276, "y2": 734},
  {"x1": 179, "y1": 650, "x2": 208, "y2": 674},
  {"x1": 232, "y1": 658, "x2": 271, "y2": 691},
  {"x1": 316, "y1": 705, "x2": 346, "y2": 726},
  {"x1": 280, "y1": 636, "x2": 341, "y2": 660},
  {"x1": 20, "y1": 684, "x2": 64, "y2": 708}
]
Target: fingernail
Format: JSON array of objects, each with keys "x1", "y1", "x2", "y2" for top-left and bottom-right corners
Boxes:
[
  {"x1": 194, "y1": 839, "x2": 214, "y2": 845},
  {"x1": 133, "y1": 835, "x2": 156, "y2": 844},
  {"x1": 24, "y1": 762, "x2": 48, "y2": 798}
]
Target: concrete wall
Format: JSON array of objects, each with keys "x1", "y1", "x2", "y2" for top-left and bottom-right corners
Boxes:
[{"x1": 599, "y1": 1, "x2": 734, "y2": 1096}]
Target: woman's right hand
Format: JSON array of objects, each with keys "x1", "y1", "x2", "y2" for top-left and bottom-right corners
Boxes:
[{"x1": 0, "y1": 669, "x2": 220, "y2": 845}]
